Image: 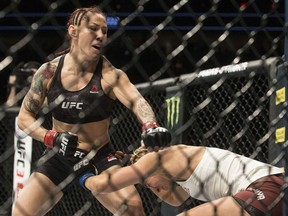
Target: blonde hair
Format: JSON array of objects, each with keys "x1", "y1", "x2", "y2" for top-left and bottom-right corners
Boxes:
[{"x1": 130, "y1": 146, "x2": 149, "y2": 164}]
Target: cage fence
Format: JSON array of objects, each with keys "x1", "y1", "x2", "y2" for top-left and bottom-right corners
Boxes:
[{"x1": 0, "y1": 0, "x2": 287, "y2": 216}]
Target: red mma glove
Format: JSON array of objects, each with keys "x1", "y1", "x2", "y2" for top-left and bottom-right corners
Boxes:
[{"x1": 44, "y1": 130, "x2": 78, "y2": 157}]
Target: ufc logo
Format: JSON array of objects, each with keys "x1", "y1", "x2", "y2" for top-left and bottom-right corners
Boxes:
[
  {"x1": 147, "y1": 127, "x2": 167, "y2": 133},
  {"x1": 74, "y1": 150, "x2": 85, "y2": 158},
  {"x1": 73, "y1": 159, "x2": 89, "y2": 171},
  {"x1": 62, "y1": 102, "x2": 83, "y2": 109},
  {"x1": 59, "y1": 136, "x2": 68, "y2": 156}
]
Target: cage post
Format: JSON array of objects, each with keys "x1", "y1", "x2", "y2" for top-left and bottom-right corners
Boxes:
[
  {"x1": 160, "y1": 85, "x2": 185, "y2": 215},
  {"x1": 284, "y1": 2, "x2": 288, "y2": 214},
  {"x1": 164, "y1": 86, "x2": 185, "y2": 144},
  {"x1": 276, "y1": 0, "x2": 288, "y2": 206},
  {"x1": 272, "y1": 62, "x2": 288, "y2": 216},
  {"x1": 285, "y1": 0, "x2": 288, "y2": 62},
  {"x1": 280, "y1": 63, "x2": 288, "y2": 216}
]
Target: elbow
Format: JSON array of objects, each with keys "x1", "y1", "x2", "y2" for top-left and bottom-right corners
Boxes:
[
  {"x1": 17, "y1": 107, "x2": 28, "y2": 130},
  {"x1": 15, "y1": 108, "x2": 37, "y2": 139},
  {"x1": 15, "y1": 118, "x2": 29, "y2": 139},
  {"x1": 17, "y1": 106, "x2": 36, "y2": 131},
  {"x1": 17, "y1": 112, "x2": 31, "y2": 130},
  {"x1": 17, "y1": 117, "x2": 25, "y2": 130}
]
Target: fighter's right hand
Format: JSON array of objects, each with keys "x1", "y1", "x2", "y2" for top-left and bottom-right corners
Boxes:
[{"x1": 44, "y1": 130, "x2": 78, "y2": 157}]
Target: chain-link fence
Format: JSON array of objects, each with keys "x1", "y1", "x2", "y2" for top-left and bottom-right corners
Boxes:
[{"x1": 0, "y1": 0, "x2": 287, "y2": 216}]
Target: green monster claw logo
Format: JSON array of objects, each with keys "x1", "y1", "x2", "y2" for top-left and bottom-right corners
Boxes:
[{"x1": 166, "y1": 96, "x2": 181, "y2": 128}]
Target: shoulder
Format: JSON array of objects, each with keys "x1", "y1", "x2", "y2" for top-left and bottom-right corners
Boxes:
[
  {"x1": 102, "y1": 56, "x2": 130, "y2": 84},
  {"x1": 165, "y1": 144, "x2": 199, "y2": 155},
  {"x1": 102, "y1": 56, "x2": 124, "y2": 74},
  {"x1": 36, "y1": 56, "x2": 62, "y2": 80},
  {"x1": 134, "y1": 151, "x2": 161, "y2": 174},
  {"x1": 31, "y1": 56, "x2": 63, "y2": 91}
]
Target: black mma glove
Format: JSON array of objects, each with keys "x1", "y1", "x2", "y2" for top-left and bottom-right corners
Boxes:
[
  {"x1": 44, "y1": 130, "x2": 78, "y2": 157},
  {"x1": 141, "y1": 122, "x2": 172, "y2": 148}
]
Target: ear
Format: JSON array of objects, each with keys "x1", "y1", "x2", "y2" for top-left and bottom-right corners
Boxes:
[{"x1": 68, "y1": 25, "x2": 78, "y2": 38}]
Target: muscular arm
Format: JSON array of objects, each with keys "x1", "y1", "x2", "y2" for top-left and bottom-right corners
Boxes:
[
  {"x1": 149, "y1": 185, "x2": 190, "y2": 207},
  {"x1": 17, "y1": 62, "x2": 56, "y2": 142},
  {"x1": 85, "y1": 151, "x2": 189, "y2": 206},
  {"x1": 114, "y1": 70, "x2": 156, "y2": 123},
  {"x1": 104, "y1": 64, "x2": 156, "y2": 124},
  {"x1": 86, "y1": 168, "x2": 189, "y2": 207},
  {"x1": 85, "y1": 152, "x2": 156, "y2": 193},
  {"x1": 86, "y1": 164, "x2": 145, "y2": 194}
]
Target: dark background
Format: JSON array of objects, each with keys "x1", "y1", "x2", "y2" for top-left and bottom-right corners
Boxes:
[{"x1": 0, "y1": 0, "x2": 285, "y2": 104}]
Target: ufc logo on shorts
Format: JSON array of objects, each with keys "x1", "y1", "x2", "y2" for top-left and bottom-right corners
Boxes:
[
  {"x1": 73, "y1": 159, "x2": 89, "y2": 171},
  {"x1": 59, "y1": 136, "x2": 68, "y2": 156},
  {"x1": 74, "y1": 150, "x2": 85, "y2": 158},
  {"x1": 253, "y1": 188, "x2": 265, "y2": 200},
  {"x1": 61, "y1": 102, "x2": 83, "y2": 109},
  {"x1": 248, "y1": 187, "x2": 265, "y2": 200}
]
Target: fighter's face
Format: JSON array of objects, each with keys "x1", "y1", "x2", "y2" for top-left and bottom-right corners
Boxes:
[{"x1": 73, "y1": 12, "x2": 108, "y2": 58}]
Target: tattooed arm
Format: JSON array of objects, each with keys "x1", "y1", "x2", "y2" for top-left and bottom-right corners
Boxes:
[
  {"x1": 17, "y1": 62, "x2": 56, "y2": 142},
  {"x1": 102, "y1": 59, "x2": 171, "y2": 148},
  {"x1": 105, "y1": 66, "x2": 156, "y2": 124}
]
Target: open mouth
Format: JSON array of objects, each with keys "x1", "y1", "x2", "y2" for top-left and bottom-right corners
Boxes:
[{"x1": 92, "y1": 45, "x2": 100, "y2": 50}]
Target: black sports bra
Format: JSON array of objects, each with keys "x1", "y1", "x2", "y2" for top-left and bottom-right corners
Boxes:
[{"x1": 47, "y1": 55, "x2": 115, "y2": 124}]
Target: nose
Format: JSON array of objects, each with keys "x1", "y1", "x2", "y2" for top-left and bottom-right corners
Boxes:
[{"x1": 96, "y1": 30, "x2": 105, "y2": 41}]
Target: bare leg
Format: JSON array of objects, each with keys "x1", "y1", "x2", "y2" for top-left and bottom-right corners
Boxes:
[
  {"x1": 177, "y1": 197, "x2": 250, "y2": 216},
  {"x1": 12, "y1": 172, "x2": 63, "y2": 216}
]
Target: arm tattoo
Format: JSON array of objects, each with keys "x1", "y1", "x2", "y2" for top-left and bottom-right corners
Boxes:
[
  {"x1": 32, "y1": 74, "x2": 44, "y2": 95},
  {"x1": 137, "y1": 98, "x2": 156, "y2": 123},
  {"x1": 23, "y1": 63, "x2": 56, "y2": 115},
  {"x1": 23, "y1": 91, "x2": 42, "y2": 115},
  {"x1": 32, "y1": 63, "x2": 55, "y2": 95},
  {"x1": 42, "y1": 63, "x2": 55, "y2": 79}
]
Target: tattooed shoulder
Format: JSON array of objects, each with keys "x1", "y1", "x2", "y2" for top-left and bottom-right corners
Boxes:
[
  {"x1": 32, "y1": 62, "x2": 57, "y2": 93},
  {"x1": 42, "y1": 62, "x2": 57, "y2": 79}
]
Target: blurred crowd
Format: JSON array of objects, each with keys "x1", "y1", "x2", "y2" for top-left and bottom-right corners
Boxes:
[{"x1": 4, "y1": 61, "x2": 40, "y2": 107}]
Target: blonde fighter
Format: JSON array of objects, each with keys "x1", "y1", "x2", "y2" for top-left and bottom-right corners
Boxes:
[{"x1": 81, "y1": 144, "x2": 284, "y2": 216}]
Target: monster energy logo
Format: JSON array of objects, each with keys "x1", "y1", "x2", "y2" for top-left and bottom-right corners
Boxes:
[{"x1": 166, "y1": 96, "x2": 181, "y2": 128}]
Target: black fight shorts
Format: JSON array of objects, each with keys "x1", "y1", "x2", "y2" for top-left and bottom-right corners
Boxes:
[
  {"x1": 34, "y1": 143, "x2": 122, "y2": 191},
  {"x1": 233, "y1": 174, "x2": 284, "y2": 216}
]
